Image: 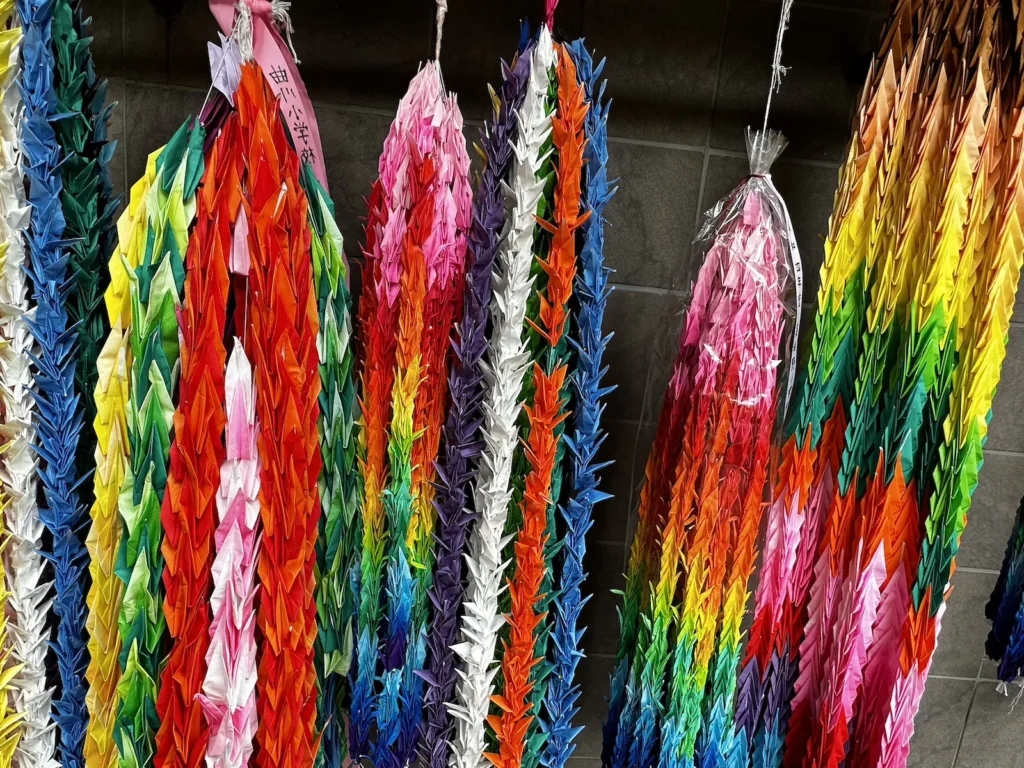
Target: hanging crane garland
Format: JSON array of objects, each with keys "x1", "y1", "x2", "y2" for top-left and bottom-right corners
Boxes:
[
  {"x1": 987, "y1": 493, "x2": 1024, "y2": 684},
  {"x1": 305, "y1": 164, "x2": 361, "y2": 768},
  {"x1": 19, "y1": 0, "x2": 105, "y2": 761},
  {"x1": 0, "y1": 4, "x2": 54, "y2": 768},
  {"x1": 4, "y1": 1, "x2": 1020, "y2": 768},
  {"x1": 0, "y1": 3, "x2": 28, "y2": 765},
  {"x1": 420, "y1": 39, "x2": 531, "y2": 768},
  {"x1": 115, "y1": 117, "x2": 204, "y2": 768},
  {"x1": 154, "y1": 106, "x2": 240, "y2": 768},
  {"x1": 602, "y1": 127, "x2": 798, "y2": 768},
  {"x1": 726, "y1": 3, "x2": 1024, "y2": 768}
]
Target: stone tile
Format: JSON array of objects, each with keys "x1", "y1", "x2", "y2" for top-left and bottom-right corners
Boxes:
[
  {"x1": 602, "y1": 288, "x2": 677, "y2": 423},
  {"x1": 801, "y1": 0, "x2": 878, "y2": 8},
  {"x1": 958, "y1": 453, "x2": 1024, "y2": 570},
  {"x1": 163, "y1": 0, "x2": 221, "y2": 89},
  {"x1": 123, "y1": 82, "x2": 204, "y2": 184},
  {"x1": 932, "y1": 570, "x2": 995, "y2": 678},
  {"x1": 437, "y1": 1, "x2": 583, "y2": 122},
  {"x1": 294, "y1": 0, "x2": 433, "y2": 109},
  {"x1": 572, "y1": 655, "x2": 615, "y2": 759},
  {"x1": 906, "y1": 678, "x2": 972, "y2": 768},
  {"x1": 700, "y1": 154, "x2": 836, "y2": 287},
  {"x1": 580, "y1": 542, "x2": 626, "y2": 659},
  {"x1": 580, "y1": 586, "x2": 624, "y2": 657},
  {"x1": 581, "y1": 0, "x2": 727, "y2": 146},
  {"x1": 161, "y1": 0, "x2": 435, "y2": 103},
  {"x1": 585, "y1": 541, "x2": 626, "y2": 592},
  {"x1": 955, "y1": 683, "x2": 1024, "y2": 768},
  {"x1": 592, "y1": 420, "x2": 637, "y2": 543},
  {"x1": 985, "y1": 329, "x2": 1024, "y2": 453},
  {"x1": 86, "y1": 0, "x2": 122, "y2": 79},
  {"x1": 603, "y1": 141, "x2": 703, "y2": 290},
  {"x1": 593, "y1": 420, "x2": 656, "y2": 543},
  {"x1": 124, "y1": 0, "x2": 168, "y2": 84},
  {"x1": 712, "y1": 0, "x2": 870, "y2": 162},
  {"x1": 566, "y1": 759, "x2": 601, "y2": 768},
  {"x1": 104, "y1": 77, "x2": 127, "y2": 215},
  {"x1": 314, "y1": 106, "x2": 394, "y2": 267}
]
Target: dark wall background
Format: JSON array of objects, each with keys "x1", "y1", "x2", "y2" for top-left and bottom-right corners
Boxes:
[{"x1": 93, "y1": 1, "x2": 1024, "y2": 764}]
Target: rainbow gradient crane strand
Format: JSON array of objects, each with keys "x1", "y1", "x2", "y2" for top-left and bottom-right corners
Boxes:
[
  {"x1": 349, "y1": 58, "x2": 470, "y2": 768},
  {"x1": 397, "y1": 75, "x2": 471, "y2": 767},
  {"x1": 304, "y1": 163, "x2": 361, "y2": 768},
  {"x1": 350, "y1": 61, "x2": 442, "y2": 760},
  {"x1": 604, "y1": 128, "x2": 797, "y2": 768},
  {"x1": 728, "y1": 7, "x2": 915, "y2": 767},
  {"x1": 726, "y1": 2, "x2": 1024, "y2": 767}
]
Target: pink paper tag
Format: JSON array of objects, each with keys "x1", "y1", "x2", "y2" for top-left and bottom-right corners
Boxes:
[{"x1": 209, "y1": 0, "x2": 329, "y2": 192}]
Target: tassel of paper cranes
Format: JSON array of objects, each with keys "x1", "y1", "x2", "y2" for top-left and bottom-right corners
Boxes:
[
  {"x1": 234, "y1": 61, "x2": 324, "y2": 768},
  {"x1": 305, "y1": 163, "x2": 361, "y2": 768},
  {"x1": 448, "y1": 27, "x2": 550, "y2": 768},
  {"x1": 728, "y1": 3, "x2": 1024, "y2": 768},
  {"x1": 543, "y1": 39, "x2": 615, "y2": 768},
  {"x1": 0, "y1": 3, "x2": 54, "y2": 767},
  {"x1": 445, "y1": 14, "x2": 615, "y2": 768},
  {"x1": 18, "y1": 0, "x2": 119, "y2": 761},
  {"x1": 113, "y1": 117, "x2": 204, "y2": 768},
  {"x1": 349, "y1": 50, "x2": 470, "y2": 768},
  {"x1": 0, "y1": 2, "x2": 29, "y2": 765},
  {"x1": 419, "y1": 35, "x2": 531, "y2": 768},
  {"x1": 603, "y1": 126, "x2": 798, "y2": 768},
  {"x1": 154, "y1": 94, "x2": 242, "y2": 768}
]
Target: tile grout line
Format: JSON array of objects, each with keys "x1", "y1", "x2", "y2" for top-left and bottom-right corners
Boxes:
[
  {"x1": 950, "y1": 664, "x2": 982, "y2": 768},
  {"x1": 119, "y1": 74, "x2": 847, "y2": 171},
  {"x1": 750, "y1": 0, "x2": 880, "y2": 13}
]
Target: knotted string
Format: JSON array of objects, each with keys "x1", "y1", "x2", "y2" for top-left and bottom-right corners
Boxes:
[
  {"x1": 233, "y1": 0, "x2": 299, "y2": 62},
  {"x1": 760, "y1": 0, "x2": 794, "y2": 139}
]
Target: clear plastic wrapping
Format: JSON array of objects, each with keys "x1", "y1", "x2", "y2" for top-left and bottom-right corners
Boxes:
[
  {"x1": 606, "y1": 127, "x2": 804, "y2": 768},
  {"x1": 639, "y1": 126, "x2": 802, "y2": 444}
]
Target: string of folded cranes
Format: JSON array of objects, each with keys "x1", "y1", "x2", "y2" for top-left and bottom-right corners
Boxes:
[{"x1": 0, "y1": 0, "x2": 1022, "y2": 767}]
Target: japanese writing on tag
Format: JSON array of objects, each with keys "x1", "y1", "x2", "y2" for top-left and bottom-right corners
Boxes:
[{"x1": 267, "y1": 65, "x2": 317, "y2": 168}]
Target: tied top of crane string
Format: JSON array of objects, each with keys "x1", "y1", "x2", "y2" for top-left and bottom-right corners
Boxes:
[
  {"x1": 208, "y1": 0, "x2": 330, "y2": 188},
  {"x1": 232, "y1": 0, "x2": 298, "y2": 63}
]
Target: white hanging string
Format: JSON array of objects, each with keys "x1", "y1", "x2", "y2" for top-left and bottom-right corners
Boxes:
[
  {"x1": 761, "y1": 0, "x2": 795, "y2": 137},
  {"x1": 434, "y1": 0, "x2": 448, "y2": 60}
]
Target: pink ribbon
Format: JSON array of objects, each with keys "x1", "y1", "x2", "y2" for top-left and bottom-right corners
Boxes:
[{"x1": 210, "y1": 0, "x2": 328, "y2": 191}]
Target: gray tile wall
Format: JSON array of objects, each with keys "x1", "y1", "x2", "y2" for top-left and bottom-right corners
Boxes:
[{"x1": 94, "y1": 0, "x2": 1024, "y2": 764}]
